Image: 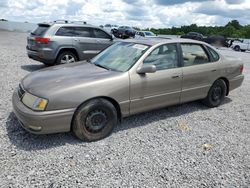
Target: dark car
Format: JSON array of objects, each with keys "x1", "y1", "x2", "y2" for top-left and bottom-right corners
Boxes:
[
  {"x1": 203, "y1": 35, "x2": 229, "y2": 47},
  {"x1": 181, "y1": 32, "x2": 204, "y2": 41},
  {"x1": 113, "y1": 26, "x2": 136, "y2": 39}
]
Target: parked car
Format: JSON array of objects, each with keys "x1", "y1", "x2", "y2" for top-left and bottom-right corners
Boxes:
[
  {"x1": 231, "y1": 39, "x2": 250, "y2": 52},
  {"x1": 103, "y1": 24, "x2": 119, "y2": 34},
  {"x1": 113, "y1": 26, "x2": 136, "y2": 39},
  {"x1": 181, "y1": 32, "x2": 204, "y2": 40},
  {"x1": 13, "y1": 39, "x2": 244, "y2": 141},
  {"x1": 27, "y1": 21, "x2": 114, "y2": 66},
  {"x1": 203, "y1": 35, "x2": 229, "y2": 47},
  {"x1": 136, "y1": 31, "x2": 156, "y2": 37}
]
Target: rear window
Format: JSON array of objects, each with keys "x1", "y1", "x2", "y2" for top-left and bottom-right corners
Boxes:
[{"x1": 31, "y1": 25, "x2": 49, "y2": 36}]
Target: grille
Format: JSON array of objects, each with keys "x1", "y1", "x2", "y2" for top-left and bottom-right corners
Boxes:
[{"x1": 17, "y1": 84, "x2": 25, "y2": 99}]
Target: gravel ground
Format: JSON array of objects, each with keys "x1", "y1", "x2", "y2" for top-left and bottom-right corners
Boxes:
[{"x1": 0, "y1": 30, "x2": 249, "y2": 187}]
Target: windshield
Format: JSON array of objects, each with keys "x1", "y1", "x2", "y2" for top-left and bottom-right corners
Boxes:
[
  {"x1": 145, "y1": 32, "x2": 155, "y2": 36},
  {"x1": 91, "y1": 42, "x2": 149, "y2": 72}
]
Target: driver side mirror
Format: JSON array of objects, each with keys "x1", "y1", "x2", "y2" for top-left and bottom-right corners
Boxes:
[{"x1": 137, "y1": 64, "x2": 156, "y2": 74}]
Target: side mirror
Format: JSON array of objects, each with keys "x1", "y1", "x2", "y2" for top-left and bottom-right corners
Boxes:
[{"x1": 137, "y1": 64, "x2": 156, "y2": 74}]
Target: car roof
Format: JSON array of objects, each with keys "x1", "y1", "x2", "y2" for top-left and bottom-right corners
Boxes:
[{"x1": 121, "y1": 38, "x2": 209, "y2": 46}]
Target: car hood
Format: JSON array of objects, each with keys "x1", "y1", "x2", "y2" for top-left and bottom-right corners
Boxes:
[{"x1": 22, "y1": 61, "x2": 121, "y2": 97}]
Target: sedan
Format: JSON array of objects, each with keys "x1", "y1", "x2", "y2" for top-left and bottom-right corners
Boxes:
[{"x1": 12, "y1": 39, "x2": 244, "y2": 141}]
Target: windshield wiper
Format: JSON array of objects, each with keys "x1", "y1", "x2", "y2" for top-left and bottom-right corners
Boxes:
[{"x1": 94, "y1": 63, "x2": 110, "y2": 70}]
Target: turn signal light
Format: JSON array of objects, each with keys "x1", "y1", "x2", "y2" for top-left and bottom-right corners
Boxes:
[{"x1": 240, "y1": 65, "x2": 244, "y2": 73}]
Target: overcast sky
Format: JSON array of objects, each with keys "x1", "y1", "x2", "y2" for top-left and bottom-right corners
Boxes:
[{"x1": 0, "y1": 0, "x2": 249, "y2": 28}]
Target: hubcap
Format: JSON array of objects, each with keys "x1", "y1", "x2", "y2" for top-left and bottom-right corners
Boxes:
[
  {"x1": 85, "y1": 110, "x2": 108, "y2": 133},
  {"x1": 212, "y1": 85, "x2": 222, "y2": 101},
  {"x1": 60, "y1": 54, "x2": 76, "y2": 64}
]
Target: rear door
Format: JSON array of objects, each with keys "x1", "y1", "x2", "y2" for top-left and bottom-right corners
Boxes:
[
  {"x1": 91, "y1": 28, "x2": 113, "y2": 51},
  {"x1": 73, "y1": 27, "x2": 98, "y2": 60},
  {"x1": 27, "y1": 24, "x2": 50, "y2": 51},
  {"x1": 180, "y1": 43, "x2": 219, "y2": 103}
]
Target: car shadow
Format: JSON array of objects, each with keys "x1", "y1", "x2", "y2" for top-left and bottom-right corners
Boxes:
[
  {"x1": 6, "y1": 97, "x2": 232, "y2": 151},
  {"x1": 21, "y1": 64, "x2": 47, "y2": 72}
]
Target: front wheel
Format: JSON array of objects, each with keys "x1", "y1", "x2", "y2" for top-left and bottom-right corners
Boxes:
[
  {"x1": 234, "y1": 46, "x2": 240, "y2": 51},
  {"x1": 72, "y1": 99, "x2": 118, "y2": 141},
  {"x1": 203, "y1": 79, "x2": 227, "y2": 108}
]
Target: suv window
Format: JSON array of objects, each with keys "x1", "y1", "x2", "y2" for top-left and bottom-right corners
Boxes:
[
  {"x1": 93, "y1": 29, "x2": 110, "y2": 39},
  {"x1": 144, "y1": 44, "x2": 178, "y2": 70},
  {"x1": 181, "y1": 43, "x2": 209, "y2": 66},
  {"x1": 31, "y1": 25, "x2": 49, "y2": 36},
  {"x1": 207, "y1": 47, "x2": 220, "y2": 61},
  {"x1": 74, "y1": 27, "x2": 91, "y2": 37},
  {"x1": 55, "y1": 27, "x2": 75, "y2": 36}
]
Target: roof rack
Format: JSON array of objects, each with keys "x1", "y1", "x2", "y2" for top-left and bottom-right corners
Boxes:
[
  {"x1": 71, "y1": 21, "x2": 87, "y2": 24},
  {"x1": 53, "y1": 20, "x2": 69, "y2": 23},
  {"x1": 53, "y1": 20, "x2": 87, "y2": 24}
]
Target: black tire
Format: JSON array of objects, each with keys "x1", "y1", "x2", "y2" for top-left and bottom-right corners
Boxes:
[
  {"x1": 72, "y1": 99, "x2": 118, "y2": 141},
  {"x1": 56, "y1": 51, "x2": 78, "y2": 65},
  {"x1": 241, "y1": 49, "x2": 246, "y2": 52},
  {"x1": 234, "y1": 46, "x2": 240, "y2": 51},
  {"x1": 203, "y1": 79, "x2": 227, "y2": 108}
]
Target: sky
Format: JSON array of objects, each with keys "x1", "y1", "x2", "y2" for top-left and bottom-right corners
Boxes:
[{"x1": 0, "y1": 0, "x2": 250, "y2": 28}]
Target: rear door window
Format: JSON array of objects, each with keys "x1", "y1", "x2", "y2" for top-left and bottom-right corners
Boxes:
[
  {"x1": 74, "y1": 27, "x2": 91, "y2": 37},
  {"x1": 181, "y1": 43, "x2": 209, "y2": 66},
  {"x1": 93, "y1": 29, "x2": 111, "y2": 39},
  {"x1": 55, "y1": 27, "x2": 75, "y2": 36}
]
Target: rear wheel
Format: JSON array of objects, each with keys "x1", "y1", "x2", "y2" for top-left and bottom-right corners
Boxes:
[
  {"x1": 56, "y1": 51, "x2": 78, "y2": 65},
  {"x1": 72, "y1": 99, "x2": 118, "y2": 141},
  {"x1": 203, "y1": 79, "x2": 227, "y2": 107}
]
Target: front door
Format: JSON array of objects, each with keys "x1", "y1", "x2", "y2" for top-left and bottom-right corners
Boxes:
[
  {"x1": 73, "y1": 27, "x2": 98, "y2": 60},
  {"x1": 129, "y1": 43, "x2": 183, "y2": 115},
  {"x1": 92, "y1": 28, "x2": 113, "y2": 51}
]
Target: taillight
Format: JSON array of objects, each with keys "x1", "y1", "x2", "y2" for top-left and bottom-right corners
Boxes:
[
  {"x1": 240, "y1": 64, "x2": 244, "y2": 73},
  {"x1": 35, "y1": 37, "x2": 50, "y2": 44}
]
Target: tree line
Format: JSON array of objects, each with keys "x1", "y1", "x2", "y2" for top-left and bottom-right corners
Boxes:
[{"x1": 141, "y1": 20, "x2": 250, "y2": 39}]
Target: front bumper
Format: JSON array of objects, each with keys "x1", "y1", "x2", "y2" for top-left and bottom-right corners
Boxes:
[{"x1": 12, "y1": 89, "x2": 75, "y2": 134}]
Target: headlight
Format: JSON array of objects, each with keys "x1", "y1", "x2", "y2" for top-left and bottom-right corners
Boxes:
[{"x1": 22, "y1": 92, "x2": 48, "y2": 111}]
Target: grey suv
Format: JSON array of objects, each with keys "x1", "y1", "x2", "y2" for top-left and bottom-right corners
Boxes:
[{"x1": 27, "y1": 21, "x2": 114, "y2": 65}]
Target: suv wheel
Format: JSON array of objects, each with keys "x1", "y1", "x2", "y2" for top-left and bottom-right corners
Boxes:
[
  {"x1": 203, "y1": 79, "x2": 227, "y2": 107},
  {"x1": 56, "y1": 51, "x2": 78, "y2": 65},
  {"x1": 72, "y1": 99, "x2": 118, "y2": 141}
]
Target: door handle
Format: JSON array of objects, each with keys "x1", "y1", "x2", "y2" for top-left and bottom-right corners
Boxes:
[
  {"x1": 172, "y1": 75, "x2": 180, "y2": 79},
  {"x1": 74, "y1": 38, "x2": 79, "y2": 41},
  {"x1": 211, "y1": 69, "x2": 217, "y2": 72}
]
